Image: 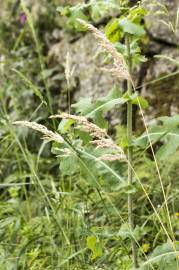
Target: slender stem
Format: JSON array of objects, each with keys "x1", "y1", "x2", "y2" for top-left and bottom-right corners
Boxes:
[{"x1": 126, "y1": 34, "x2": 138, "y2": 268}]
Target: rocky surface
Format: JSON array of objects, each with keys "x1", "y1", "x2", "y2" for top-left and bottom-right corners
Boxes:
[
  {"x1": 21, "y1": 0, "x2": 179, "y2": 122},
  {"x1": 142, "y1": 0, "x2": 179, "y2": 121},
  {"x1": 48, "y1": 31, "x2": 117, "y2": 101},
  {"x1": 142, "y1": 47, "x2": 179, "y2": 120},
  {"x1": 144, "y1": 0, "x2": 179, "y2": 45}
]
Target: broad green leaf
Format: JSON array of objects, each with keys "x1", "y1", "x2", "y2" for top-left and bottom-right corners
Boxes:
[
  {"x1": 141, "y1": 242, "x2": 179, "y2": 270},
  {"x1": 90, "y1": 0, "x2": 121, "y2": 21},
  {"x1": 115, "y1": 39, "x2": 147, "y2": 65},
  {"x1": 0, "y1": 217, "x2": 15, "y2": 228},
  {"x1": 74, "y1": 129, "x2": 91, "y2": 144},
  {"x1": 117, "y1": 223, "x2": 131, "y2": 239},
  {"x1": 115, "y1": 125, "x2": 128, "y2": 148},
  {"x1": 95, "y1": 86, "x2": 122, "y2": 104},
  {"x1": 128, "y1": 7, "x2": 147, "y2": 24},
  {"x1": 117, "y1": 224, "x2": 145, "y2": 241},
  {"x1": 86, "y1": 235, "x2": 103, "y2": 260},
  {"x1": 156, "y1": 132, "x2": 179, "y2": 160},
  {"x1": 57, "y1": 5, "x2": 88, "y2": 31},
  {"x1": 72, "y1": 97, "x2": 107, "y2": 128},
  {"x1": 123, "y1": 92, "x2": 148, "y2": 109},
  {"x1": 79, "y1": 148, "x2": 125, "y2": 185},
  {"x1": 131, "y1": 95, "x2": 149, "y2": 109},
  {"x1": 60, "y1": 154, "x2": 80, "y2": 176},
  {"x1": 134, "y1": 126, "x2": 167, "y2": 148},
  {"x1": 58, "y1": 119, "x2": 75, "y2": 134},
  {"x1": 86, "y1": 97, "x2": 127, "y2": 117},
  {"x1": 105, "y1": 19, "x2": 122, "y2": 42},
  {"x1": 93, "y1": 111, "x2": 108, "y2": 128},
  {"x1": 72, "y1": 88, "x2": 127, "y2": 128},
  {"x1": 72, "y1": 98, "x2": 94, "y2": 115},
  {"x1": 118, "y1": 18, "x2": 145, "y2": 37},
  {"x1": 78, "y1": 157, "x2": 99, "y2": 187},
  {"x1": 134, "y1": 115, "x2": 179, "y2": 160},
  {"x1": 86, "y1": 87, "x2": 127, "y2": 117},
  {"x1": 158, "y1": 115, "x2": 179, "y2": 129},
  {"x1": 67, "y1": 9, "x2": 88, "y2": 31},
  {"x1": 41, "y1": 68, "x2": 57, "y2": 79}
]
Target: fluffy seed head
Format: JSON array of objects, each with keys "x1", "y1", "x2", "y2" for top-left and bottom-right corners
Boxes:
[
  {"x1": 65, "y1": 52, "x2": 75, "y2": 87},
  {"x1": 13, "y1": 121, "x2": 64, "y2": 144},
  {"x1": 99, "y1": 153, "x2": 126, "y2": 161},
  {"x1": 50, "y1": 113, "x2": 107, "y2": 139},
  {"x1": 51, "y1": 113, "x2": 126, "y2": 161},
  {"x1": 77, "y1": 19, "x2": 131, "y2": 81}
]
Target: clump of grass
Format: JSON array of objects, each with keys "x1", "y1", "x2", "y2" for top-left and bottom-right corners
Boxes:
[
  {"x1": 77, "y1": 18, "x2": 138, "y2": 267},
  {"x1": 2, "y1": 1, "x2": 179, "y2": 269}
]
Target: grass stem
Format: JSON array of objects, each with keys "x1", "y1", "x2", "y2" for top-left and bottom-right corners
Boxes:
[{"x1": 126, "y1": 34, "x2": 138, "y2": 268}]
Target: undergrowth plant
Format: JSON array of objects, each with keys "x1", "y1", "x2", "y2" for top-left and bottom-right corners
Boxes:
[{"x1": 1, "y1": 0, "x2": 179, "y2": 270}]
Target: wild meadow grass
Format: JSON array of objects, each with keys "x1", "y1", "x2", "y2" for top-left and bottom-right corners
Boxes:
[{"x1": 1, "y1": 1, "x2": 179, "y2": 270}]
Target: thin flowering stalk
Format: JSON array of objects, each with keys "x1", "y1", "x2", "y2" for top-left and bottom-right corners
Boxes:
[
  {"x1": 137, "y1": 99, "x2": 179, "y2": 260},
  {"x1": 77, "y1": 19, "x2": 131, "y2": 81},
  {"x1": 21, "y1": 0, "x2": 54, "y2": 118},
  {"x1": 77, "y1": 19, "x2": 138, "y2": 266},
  {"x1": 13, "y1": 121, "x2": 64, "y2": 144},
  {"x1": 65, "y1": 52, "x2": 76, "y2": 113},
  {"x1": 126, "y1": 34, "x2": 138, "y2": 268},
  {"x1": 65, "y1": 52, "x2": 75, "y2": 89}
]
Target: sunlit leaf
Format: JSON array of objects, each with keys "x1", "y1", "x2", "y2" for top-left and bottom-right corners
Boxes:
[
  {"x1": 118, "y1": 18, "x2": 145, "y2": 37},
  {"x1": 86, "y1": 235, "x2": 103, "y2": 260}
]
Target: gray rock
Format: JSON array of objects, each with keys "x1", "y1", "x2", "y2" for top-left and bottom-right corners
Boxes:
[
  {"x1": 142, "y1": 47, "x2": 179, "y2": 120},
  {"x1": 144, "y1": 0, "x2": 179, "y2": 45},
  {"x1": 48, "y1": 0, "x2": 179, "y2": 123},
  {"x1": 48, "y1": 31, "x2": 117, "y2": 102}
]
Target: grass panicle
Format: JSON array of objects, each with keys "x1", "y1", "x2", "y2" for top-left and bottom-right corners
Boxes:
[
  {"x1": 52, "y1": 113, "x2": 126, "y2": 161},
  {"x1": 77, "y1": 19, "x2": 131, "y2": 81},
  {"x1": 13, "y1": 121, "x2": 64, "y2": 144}
]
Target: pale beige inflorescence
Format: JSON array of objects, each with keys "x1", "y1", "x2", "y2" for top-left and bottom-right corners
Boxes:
[
  {"x1": 13, "y1": 121, "x2": 64, "y2": 144},
  {"x1": 99, "y1": 153, "x2": 126, "y2": 161},
  {"x1": 77, "y1": 18, "x2": 131, "y2": 81},
  {"x1": 50, "y1": 113, "x2": 107, "y2": 139},
  {"x1": 65, "y1": 52, "x2": 75, "y2": 87},
  {"x1": 13, "y1": 115, "x2": 126, "y2": 161},
  {"x1": 50, "y1": 113, "x2": 126, "y2": 161},
  {"x1": 92, "y1": 138, "x2": 122, "y2": 151}
]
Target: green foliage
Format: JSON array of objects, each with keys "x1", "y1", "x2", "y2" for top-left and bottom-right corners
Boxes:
[
  {"x1": 105, "y1": 4, "x2": 146, "y2": 42},
  {"x1": 105, "y1": 18, "x2": 122, "y2": 42},
  {"x1": 134, "y1": 115, "x2": 179, "y2": 160},
  {"x1": 57, "y1": 0, "x2": 122, "y2": 31},
  {"x1": 128, "y1": 6, "x2": 147, "y2": 24},
  {"x1": 105, "y1": 16, "x2": 145, "y2": 41},
  {"x1": 1, "y1": 0, "x2": 179, "y2": 269},
  {"x1": 105, "y1": 3, "x2": 146, "y2": 70},
  {"x1": 57, "y1": 5, "x2": 88, "y2": 31},
  {"x1": 86, "y1": 235, "x2": 103, "y2": 260},
  {"x1": 140, "y1": 242, "x2": 179, "y2": 270},
  {"x1": 123, "y1": 92, "x2": 149, "y2": 109},
  {"x1": 115, "y1": 39, "x2": 147, "y2": 64},
  {"x1": 72, "y1": 87, "x2": 128, "y2": 128},
  {"x1": 118, "y1": 18, "x2": 145, "y2": 37}
]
